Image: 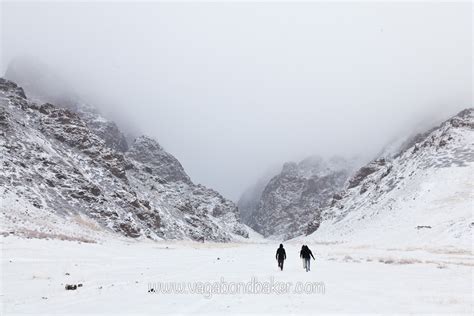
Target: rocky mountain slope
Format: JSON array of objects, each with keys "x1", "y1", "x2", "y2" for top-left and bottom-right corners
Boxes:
[
  {"x1": 239, "y1": 156, "x2": 356, "y2": 239},
  {"x1": 305, "y1": 108, "x2": 474, "y2": 247},
  {"x1": 0, "y1": 77, "x2": 248, "y2": 242},
  {"x1": 5, "y1": 58, "x2": 129, "y2": 152}
]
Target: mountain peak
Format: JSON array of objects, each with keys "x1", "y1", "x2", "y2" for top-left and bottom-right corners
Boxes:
[
  {"x1": 127, "y1": 135, "x2": 191, "y2": 184},
  {"x1": 0, "y1": 77, "x2": 27, "y2": 99},
  {"x1": 131, "y1": 135, "x2": 163, "y2": 152}
]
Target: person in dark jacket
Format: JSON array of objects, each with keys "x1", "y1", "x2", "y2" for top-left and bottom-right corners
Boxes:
[
  {"x1": 300, "y1": 245, "x2": 306, "y2": 269},
  {"x1": 276, "y1": 244, "x2": 286, "y2": 271},
  {"x1": 300, "y1": 245, "x2": 315, "y2": 272}
]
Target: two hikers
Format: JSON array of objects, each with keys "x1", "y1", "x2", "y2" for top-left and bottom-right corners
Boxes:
[
  {"x1": 275, "y1": 244, "x2": 287, "y2": 271},
  {"x1": 276, "y1": 244, "x2": 315, "y2": 272},
  {"x1": 300, "y1": 245, "x2": 315, "y2": 272}
]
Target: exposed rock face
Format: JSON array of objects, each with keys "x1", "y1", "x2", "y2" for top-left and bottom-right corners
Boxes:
[
  {"x1": 240, "y1": 156, "x2": 355, "y2": 239},
  {"x1": 74, "y1": 104, "x2": 129, "y2": 152},
  {"x1": 0, "y1": 77, "x2": 247, "y2": 241},
  {"x1": 126, "y1": 136, "x2": 191, "y2": 184},
  {"x1": 4, "y1": 57, "x2": 129, "y2": 152},
  {"x1": 306, "y1": 108, "x2": 474, "y2": 245}
]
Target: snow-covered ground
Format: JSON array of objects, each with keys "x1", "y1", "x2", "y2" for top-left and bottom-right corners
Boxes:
[{"x1": 1, "y1": 236, "x2": 472, "y2": 315}]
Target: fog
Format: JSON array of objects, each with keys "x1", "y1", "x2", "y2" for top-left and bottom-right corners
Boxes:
[{"x1": 1, "y1": 1, "x2": 471, "y2": 200}]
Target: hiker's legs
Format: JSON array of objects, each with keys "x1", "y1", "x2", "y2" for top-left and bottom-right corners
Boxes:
[
  {"x1": 302, "y1": 258, "x2": 306, "y2": 269},
  {"x1": 305, "y1": 258, "x2": 310, "y2": 272},
  {"x1": 278, "y1": 259, "x2": 284, "y2": 270}
]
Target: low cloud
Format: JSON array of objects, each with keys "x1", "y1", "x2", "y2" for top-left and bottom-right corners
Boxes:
[{"x1": 1, "y1": 1, "x2": 471, "y2": 200}]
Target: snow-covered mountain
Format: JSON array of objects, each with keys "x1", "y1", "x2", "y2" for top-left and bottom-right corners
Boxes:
[
  {"x1": 239, "y1": 156, "x2": 357, "y2": 239},
  {"x1": 305, "y1": 108, "x2": 474, "y2": 248},
  {"x1": 0, "y1": 77, "x2": 248, "y2": 242},
  {"x1": 5, "y1": 57, "x2": 129, "y2": 152}
]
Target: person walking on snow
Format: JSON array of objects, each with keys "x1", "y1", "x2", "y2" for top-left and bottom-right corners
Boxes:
[
  {"x1": 300, "y1": 245, "x2": 307, "y2": 270},
  {"x1": 276, "y1": 244, "x2": 286, "y2": 271},
  {"x1": 300, "y1": 245, "x2": 315, "y2": 272}
]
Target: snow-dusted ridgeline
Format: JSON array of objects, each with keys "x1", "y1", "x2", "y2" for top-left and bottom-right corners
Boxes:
[
  {"x1": 304, "y1": 109, "x2": 474, "y2": 248},
  {"x1": 0, "y1": 78, "x2": 248, "y2": 242}
]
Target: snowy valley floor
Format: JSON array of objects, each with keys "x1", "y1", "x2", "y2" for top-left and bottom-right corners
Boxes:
[{"x1": 1, "y1": 236, "x2": 473, "y2": 315}]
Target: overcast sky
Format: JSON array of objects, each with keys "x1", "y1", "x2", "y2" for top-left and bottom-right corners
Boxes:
[{"x1": 1, "y1": 1, "x2": 472, "y2": 200}]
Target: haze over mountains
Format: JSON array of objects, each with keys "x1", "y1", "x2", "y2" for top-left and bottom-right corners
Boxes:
[
  {"x1": 1, "y1": 3, "x2": 472, "y2": 315},
  {"x1": 238, "y1": 111, "x2": 473, "y2": 241},
  {"x1": 2, "y1": 1, "x2": 471, "y2": 201},
  {"x1": 1, "y1": 59, "x2": 472, "y2": 245},
  {"x1": 0, "y1": 74, "x2": 248, "y2": 242},
  {"x1": 305, "y1": 108, "x2": 473, "y2": 248}
]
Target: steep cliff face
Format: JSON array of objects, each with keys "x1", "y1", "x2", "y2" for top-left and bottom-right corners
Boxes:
[
  {"x1": 0, "y1": 78, "x2": 247, "y2": 241},
  {"x1": 306, "y1": 108, "x2": 474, "y2": 247},
  {"x1": 240, "y1": 156, "x2": 355, "y2": 239}
]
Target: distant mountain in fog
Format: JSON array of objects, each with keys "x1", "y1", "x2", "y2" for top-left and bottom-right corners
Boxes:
[{"x1": 239, "y1": 156, "x2": 360, "y2": 239}]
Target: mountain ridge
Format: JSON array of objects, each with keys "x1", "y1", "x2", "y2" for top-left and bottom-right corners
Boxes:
[
  {"x1": 0, "y1": 77, "x2": 248, "y2": 242},
  {"x1": 304, "y1": 108, "x2": 473, "y2": 247}
]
